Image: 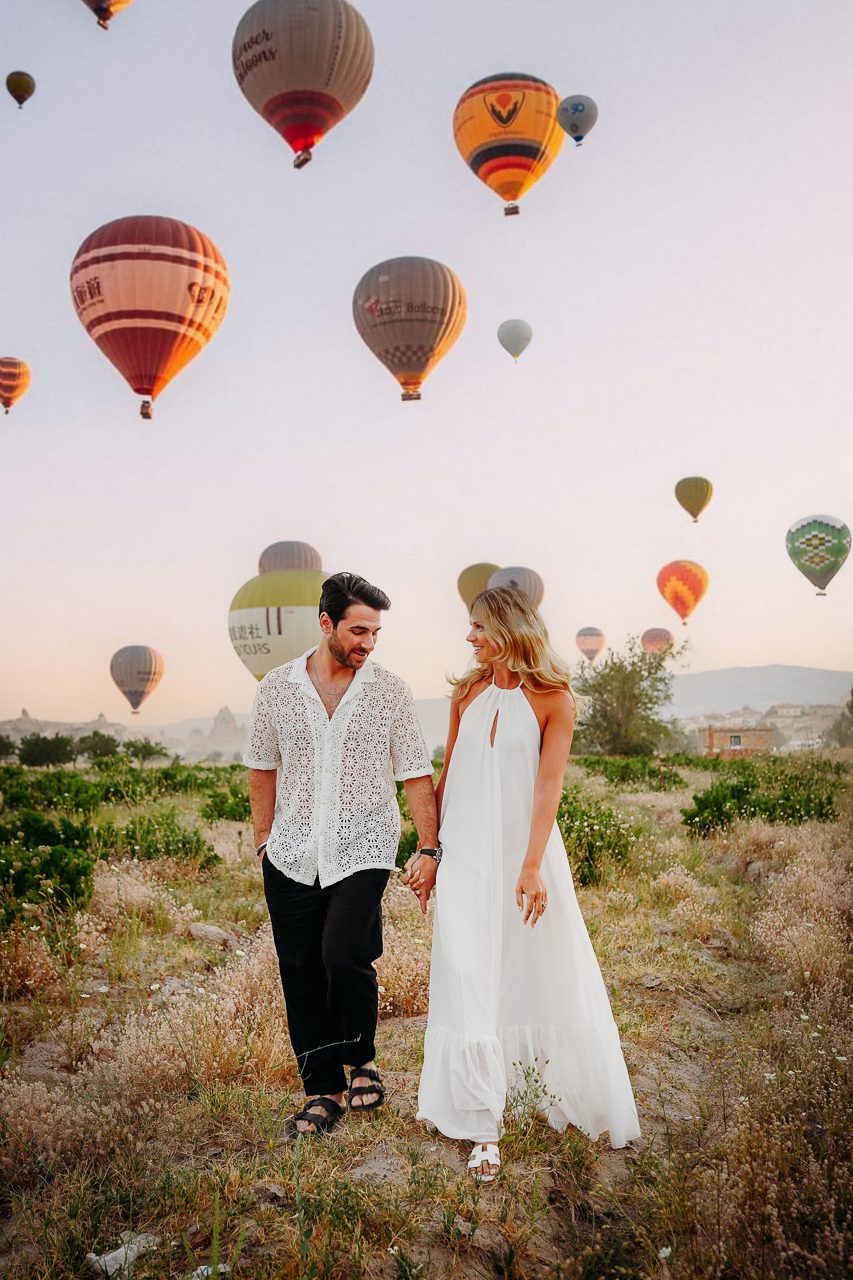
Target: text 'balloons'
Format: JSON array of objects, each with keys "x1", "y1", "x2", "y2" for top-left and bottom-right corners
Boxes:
[
  {"x1": 453, "y1": 72, "x2": 564, "y2": 216},
  {"x1": 110, "y1": 646, "x2": 164, "y2": 715},
  {"x1": 488, "y1": 566, "x2": 544, "y2": 607},
  {"x1": 785, "y1": 516, "x2": 850, "y2": 596},
  {"x1": 233, "y1": 0, "x2": 374, "y2": 169},
  {"x1": 557, "y1": 95, "x2": 598, "y2": 145},
  {"x1": 70, "y1": 215, "x2": 230, "y2": 419},
  {"x1": 229, "y1": 569, "x2": 326, "y2": 680},
  {"x1": 498, "y1": 319, "x2": 532, "y2": 360},
  {"x1": 0, "y1": 359, "x2": 31, "y2": 414},
  {"x1": 353, "y1": 256, "x2": 467, "y2": 401},
  {"x1": 657, "y1": 560, "x2": 709, "y2": 626}
]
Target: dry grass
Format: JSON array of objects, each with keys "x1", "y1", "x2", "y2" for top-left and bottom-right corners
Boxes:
[{"x1": 0, "y1": 783, "x2": 850, "y2": 1277}]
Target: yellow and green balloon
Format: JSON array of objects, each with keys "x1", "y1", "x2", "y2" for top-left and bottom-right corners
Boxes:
[
  {"x1": 785, "y1": 515, "x2": 850, "y2": 595},
  {"x1": 229, "y1": 569, "x2": 325, "y2": 679},
  {"x1": 458, "y1": 563, "x2": 500, "y2": 610},
  {"x1": 675, "y1": 477, "x2": 713, "y2": 523}
]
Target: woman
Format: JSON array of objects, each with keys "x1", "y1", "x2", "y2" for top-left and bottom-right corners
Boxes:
[{"x1": 405, "y1": 586, "x2": 640, "y2": 1181}]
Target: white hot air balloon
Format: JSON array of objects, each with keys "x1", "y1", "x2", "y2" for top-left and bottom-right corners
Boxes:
[
  {"x1": 557, "y1": 95, "x2": 598, "y2": 145},
  {"x1": 488, "y1": 566, "x2": 544, "y2": 607},
  {"x1": 497, "y1": 319, "x2": 532, "y2": 360}
]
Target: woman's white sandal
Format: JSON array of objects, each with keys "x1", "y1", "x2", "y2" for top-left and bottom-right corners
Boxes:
[{"x1": 468, "y1": 1142, "x2": 500, "y2": 1182}]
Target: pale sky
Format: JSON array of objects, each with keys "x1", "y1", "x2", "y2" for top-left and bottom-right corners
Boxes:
[{"x1": 1, "y1": 0, "x2": 851, "y2": 724}]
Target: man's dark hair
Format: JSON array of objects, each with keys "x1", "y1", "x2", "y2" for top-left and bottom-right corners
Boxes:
[{"x1": 319, "y1": 572, "x2": 391, "y2": 626}]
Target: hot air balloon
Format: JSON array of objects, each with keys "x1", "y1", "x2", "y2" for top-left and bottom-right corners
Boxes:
[
  {"x1": 497, "y1": 319, "x2": 532, "y2": 360},
  {"x1": 488, "y1": 566, "x2": 544, "y2": 607},
  {"x1": 81, "y1": 1, "x2": 134, "y2": 29},
  {"x1": 458, "y1": 563, "x2": 500, "y2": 611},
  {"x1": 70, "y1": 216, "x2": 230, "y2": 419},
  {"x1": 641, "y1": 628, "x2": 674, "y2": 655},
  {"x1": 353, "y1": 256, "x2": 467, "y2": 400},
  {"x1": 576, "y1": 627, "x2": 605, "y2": 662},
  {"x1": 785, "y1": 516, "x2": 851, "y2": 596},
  {"x1": 657, "y1": 561, "x2": 709, "y2": 626},
  {"x1": 110, "y1": 646, "x2": 164, "y2": 715},
  {"x1": 453, "y1": 72, "x2": 564, "y2": 215},
  {"x1": 557, "y1": 95, "x2": 598, "y2": 145},
  {"x1": 230, "y1": 569, "x2": 326, "y2": 679},
  {"x1": 0, "y1": 358, "x2": 31, "y2": 414},
  {"x1": 233, "y1": 0, "x2": 374, "y2": 169},
  {"x1": 259, "y1": 541, "x2": 323, "y2": 574},
  {"x1": 675, "y1": 477, "x2": 713, "y2": 523},
  {"x1": 6, "y1": 72, "x2": 35, "y2": 108}
]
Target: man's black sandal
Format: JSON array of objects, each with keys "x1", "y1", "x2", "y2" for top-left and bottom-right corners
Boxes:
[
  {"x1": 283, "y1": 1095, "x2": 345, "y2": 1138},
  {"x1": 347, "y1": 1066, "x2": 385, "y2": 1114}
]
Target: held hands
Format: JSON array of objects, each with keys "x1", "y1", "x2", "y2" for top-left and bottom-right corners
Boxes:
[
  {"x1": 516, "y1": 864, "x2": 548, "y2": 927},
  {"x1": 402, "y1": 851, "x2": 437, "y2": 915}
]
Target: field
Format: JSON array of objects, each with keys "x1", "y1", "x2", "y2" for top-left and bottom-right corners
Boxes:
[{"x1": 0, "y1": 754, "x2": 850, "y2": 1279}]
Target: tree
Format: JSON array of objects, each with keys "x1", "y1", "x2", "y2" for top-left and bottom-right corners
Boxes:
[
  {"x1": 0, "y1": 735, "x2": 16, "y2": 762},
  {"x1": 77, "y1": 731, "x2": 121, "y2": 760},
  {"x1": 572, "y1": 637, "x2": 685, "y2": 756},
  {"x1": 825, "y1": 684, "x2": 853, "y2": 748},
  {"x1": 125, "y1": 737, "x2": 168, "y2": 763},
  {"x1": 17, "y1": 733, "x2": 77, "y2": 767}
]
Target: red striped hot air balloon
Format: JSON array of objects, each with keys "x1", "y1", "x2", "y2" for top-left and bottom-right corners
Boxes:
[
  {"x1": 0, "y1": 358, "x2": 31, "y2": 414},
  {"x1": 70, "y1": 216, "x2": 230, "y2": 419},
  {"x1": 576, "y1": 627, "x2": 605, "y2": 662},
  {"x1": 656, "y1": 561, "x2": 709, "y2": 626},
  {"x1": 233, "y1": 0, "x2": 374, "y2": 169},
  {"x1": 110, "y1": 645, "x2": 164, "y2": 714},
  {"x1": 641, "y1": 627, "x2": 674, "y2": 655}
]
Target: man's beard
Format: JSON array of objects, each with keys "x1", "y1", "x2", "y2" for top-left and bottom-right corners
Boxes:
[{"x1": 328, "y1": 630, "x2": 362, "y2": 669}]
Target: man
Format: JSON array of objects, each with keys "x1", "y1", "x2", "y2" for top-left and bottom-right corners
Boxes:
[{"x1": 244, "y1": 571, "x2": 439, "y2": 1136}]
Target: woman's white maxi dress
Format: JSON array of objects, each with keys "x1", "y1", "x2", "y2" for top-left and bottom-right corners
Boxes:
[{"x1": 416, "y1": 681, "x2": 641, "y2": 1147}]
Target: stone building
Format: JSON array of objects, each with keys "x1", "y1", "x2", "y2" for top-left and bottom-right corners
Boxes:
[{"x1": 697, "y1": 725, "x2": 774, "y2": 759}]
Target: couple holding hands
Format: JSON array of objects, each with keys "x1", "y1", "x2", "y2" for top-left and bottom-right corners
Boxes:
[{"x1": 245, "y1": 572, "x2": 639, "y2": 1182}]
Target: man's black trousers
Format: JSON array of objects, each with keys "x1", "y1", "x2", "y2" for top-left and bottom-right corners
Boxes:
[{"x1": 262, "y1": 856, "x2": 390, "y2": 1096}]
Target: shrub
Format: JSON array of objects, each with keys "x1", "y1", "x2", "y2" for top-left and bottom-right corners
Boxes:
[
  {"x1": 0, "y1": 735, "x2": 16, "y2": 762},
  {"x1": 124, "y1": 738, "x2": 169, "y2": 763},
  {"x1": 92, "y1": 808, "x2": 218, "y2": 869},
  {"x1": 0, "y1": 809, "x2": 91, "y2": 849},
  {"x1": 0, "y1": 768, "x2": 102, "y2": 816},
  {"x1": 76, "y1": 731, "x2": 121, "y2": 760},
  {"x1": 556, "y1": 786, "x2": 641, "y2": 885},
  {"x1": 17, "y1": 734, "x2": 77, "y2": 767},
  {"x1": 200, "y1": 783, "x2": 251, "y2": 823},
  {"x1": 0, "y1": 843, "x2": 94, "y2": 923},
  {"x1": 575, "y1": 755, "x2": 687, "y2": 791},
  {"x1": 681, "y1": 757, "x2": 843, "y2": 835}
]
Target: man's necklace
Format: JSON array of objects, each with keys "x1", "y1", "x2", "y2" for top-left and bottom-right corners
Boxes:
[{"x1": 308, "y1": 658, "x2": 352, "y2": 710}]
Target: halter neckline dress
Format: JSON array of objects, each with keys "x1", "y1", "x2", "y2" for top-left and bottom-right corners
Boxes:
[{"x1": 416, "y1": 679, "x2": 641, "y2": 1146}]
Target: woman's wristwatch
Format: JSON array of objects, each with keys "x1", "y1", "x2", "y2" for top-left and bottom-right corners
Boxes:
[
  {"x1": 256, "y1": 840, "x2": 268, "y2": 858},
  {"x1": 418, "y1": 844, "x2": 443, "y2": 865}
]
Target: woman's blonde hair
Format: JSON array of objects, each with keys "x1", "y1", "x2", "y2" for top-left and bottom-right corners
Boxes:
[{"x1": 451, "y1": 585, "x2": 577, "y2": 712}]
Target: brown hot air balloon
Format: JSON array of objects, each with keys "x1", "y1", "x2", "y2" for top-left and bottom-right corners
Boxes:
[{"x1": 110, "y1": 646, "x2": 164, "y2": 714}]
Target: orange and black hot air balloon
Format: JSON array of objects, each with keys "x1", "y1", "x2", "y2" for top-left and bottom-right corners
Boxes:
[
  {"x1": 656, "y1": 561, "x2": 709, "y2": 626},
  {"x1": 233, "y1": 0, "x2": 374, "y2": 169},
  {"x1": 453, "y1": 72, "x2": 564, "y2": 215},
  {"x1": 110, "y1": 646, "x2": 164, "y2": 714},
  {"x1": 6, "y1": 72, "x2": 35, "y2": 108},
  {"x1": 81, "y1": 1, "x2": 134, "y2": 29},
  {"x1": 70, "y1": 216, "x2": 230, "y2": 419},
  {"x1": 0, "y1": 358, "x2": 31, "y2": 414}
]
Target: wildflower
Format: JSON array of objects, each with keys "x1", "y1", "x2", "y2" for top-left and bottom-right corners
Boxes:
[
  {"x1": 387, "y1": 1246, "x2": 399, "y2": 1255},
  {"x1": 783, "y1": 989, "x2": 795, "y2": 997},
  {"x1": 78, "y1": 943, "x2": 87, "y2": 951},
  {"x1": 81, "y1": 992, "x2": 91, "y2": 999},
  {"x1": 150, "y1": 982, "x2": 161, "y2": 991},
  {"x1": 810, "y1": 1032, "x2": 819, "y2": 1038},
  {"x1": 235, "y1": 949, "x2": 246, "y2": 957},
  {"x1": 835, "y1": 1055, "x2": 848, "y2": 1063},
  {"x1": 800, "y1": 1013, "x2": 809, "y2": 1022},
  {"x1": 378, "y1": 985, "x2": 386, "y2": 994},
  {"x1": 98, "y1": 985, "x2": 110, "y2": 994},
  {"x1": 763, "y1": 1072, "x2": 776, "y2": 1082},
  {"x1": 659, "y1": 1246, "x2": 672, "y2": 1259},
  {"x1": 738, "y1": 1095, "x2": 748, "y2": 1104}
]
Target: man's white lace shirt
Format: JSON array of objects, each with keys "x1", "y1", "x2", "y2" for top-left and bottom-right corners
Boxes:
[{"x1": 243, "y1": 648, "x2": 433, "y2": 887}]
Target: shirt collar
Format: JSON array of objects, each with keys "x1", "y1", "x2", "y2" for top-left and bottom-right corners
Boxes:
[{"x1": 287, "y1": 646, "x2": 376, "y2": 687}]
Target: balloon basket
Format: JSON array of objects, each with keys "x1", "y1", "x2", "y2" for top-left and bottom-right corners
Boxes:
[
  {"x1": 97, "y1": 19, "x2": 109, "y2": 30},
  {"x1": 816, "y1": 591, "x2": 827, "y2": 597},
  {"x1": 140, "y1": 400, "x2": 153, "y2": 420},
  {"x1": 401, "y1": 391, "x2": 421, "y2": 402},
  {"x1": 293, "y1": 150, "x2": 312, "y2": 170},
  {"x1": 504, "y1": 203, "x2": 520, "y2": 217}
]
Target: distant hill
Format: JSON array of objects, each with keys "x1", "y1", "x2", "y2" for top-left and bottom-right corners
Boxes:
[{"x1": 665, "y1": 665, "x2": 852, "y2": 719}]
